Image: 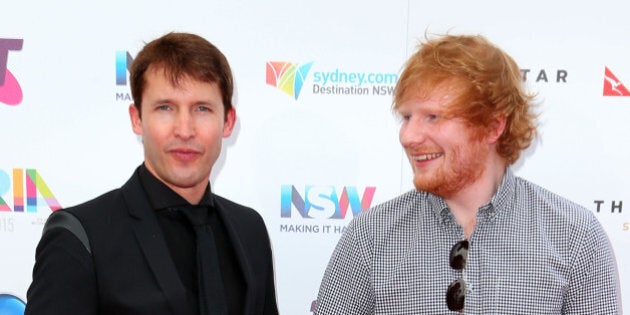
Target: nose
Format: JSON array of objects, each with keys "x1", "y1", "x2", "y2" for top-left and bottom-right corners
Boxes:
[
  {"x1": 174, "y1": 111, "x2": 195, "y2": 140},
  {"x1": 399, "y1": 117, "x2": 426, "y2": 148}
]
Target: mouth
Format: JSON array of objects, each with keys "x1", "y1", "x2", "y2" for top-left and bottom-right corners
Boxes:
[
  {"x1": 412, "y1": 153, "x2": 443, "y2": 162},
  {"x1": 169, "y1": 148, "x2": 202, "y2": 161}
]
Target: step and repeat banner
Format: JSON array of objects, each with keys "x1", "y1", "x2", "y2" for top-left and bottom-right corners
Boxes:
[{"x1": 1, "y1": 1, "x2": 628, "y2": 313}]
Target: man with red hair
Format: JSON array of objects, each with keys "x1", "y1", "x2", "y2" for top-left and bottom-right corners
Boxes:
[{"x1": 315, "y1": 34, "x2": 620, "y2": 314}]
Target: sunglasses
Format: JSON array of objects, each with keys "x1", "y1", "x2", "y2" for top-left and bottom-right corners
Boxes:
[{"x1": 446, "y1": 239, "x2": 469, "y2": 312}]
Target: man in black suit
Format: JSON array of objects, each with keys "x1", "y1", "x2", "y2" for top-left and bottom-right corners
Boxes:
[{"x1": 25, "y1": 32, "x2": 279, "y2": 315}]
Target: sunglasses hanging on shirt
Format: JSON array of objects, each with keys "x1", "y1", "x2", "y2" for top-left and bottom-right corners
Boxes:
[{"x1": 446, "y1": 239, "x2": 469, "y2": 312}]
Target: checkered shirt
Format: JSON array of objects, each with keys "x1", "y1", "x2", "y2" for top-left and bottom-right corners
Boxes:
[{"x1": 314, "y1": 169, "x2": 621, "y2": 314}]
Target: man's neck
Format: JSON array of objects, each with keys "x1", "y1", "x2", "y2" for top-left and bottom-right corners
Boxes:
[
  {"x1": 171, "y1": 185, "x2": 207, "y2": 205},
  {"x1": 444, "y1": 164, "x2": 506, "y2": 238},
  {"x1": 142, "y1": 162, "x2": 210, "y2": 205}
]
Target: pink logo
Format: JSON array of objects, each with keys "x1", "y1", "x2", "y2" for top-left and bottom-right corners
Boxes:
[{"x1": 0, "y1": 38, "x2": 24, "y2": 106}]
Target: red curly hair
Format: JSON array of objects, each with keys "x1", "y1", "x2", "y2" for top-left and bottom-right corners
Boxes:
[{"x1": 394, "y1": 34, "x2": 537, "y2": 165}]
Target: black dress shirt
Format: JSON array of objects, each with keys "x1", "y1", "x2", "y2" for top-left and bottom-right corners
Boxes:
[{"x1": 138, "y1": 164, "x2": 245, "y2": 315}]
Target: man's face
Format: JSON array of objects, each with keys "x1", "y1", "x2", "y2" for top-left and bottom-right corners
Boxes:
[
  {"x1": 398, "y1": 86, "x2": 491, "y2": 198},
  {"x1": 129, "y1": 68, "x2": 235, "y2": 198}
]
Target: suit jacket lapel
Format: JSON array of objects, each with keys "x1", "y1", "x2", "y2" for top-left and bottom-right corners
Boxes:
[
  {"x1": 121, "y1": 171, "x2": 195, "y2": 315},
  {"x1": 213, "y1": 196, "x2": 256, "y2": 315}
]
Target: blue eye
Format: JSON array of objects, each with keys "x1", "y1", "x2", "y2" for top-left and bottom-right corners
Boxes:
[{"x1": 157, "y1": 105, "x2": 171, "y2": 111}]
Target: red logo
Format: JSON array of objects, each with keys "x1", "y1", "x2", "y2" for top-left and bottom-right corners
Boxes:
[{"x1": 603, "y1": 67, "x2": 630, "y2": 96}]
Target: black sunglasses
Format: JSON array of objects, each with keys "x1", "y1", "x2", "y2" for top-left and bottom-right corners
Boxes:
[{"x1": 446, "y1": 239, "x2": 469, "y2": 312}]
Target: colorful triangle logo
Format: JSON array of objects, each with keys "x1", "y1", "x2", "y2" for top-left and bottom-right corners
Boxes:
[{"x1": 266, "y1": 61, "x2": 313, "y2": 100}]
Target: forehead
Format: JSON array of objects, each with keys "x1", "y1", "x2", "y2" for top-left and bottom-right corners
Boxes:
[
  {"x1": 141, "y1": 68, "x2": 223, "y2": 109},
  {"x1": 397, "y1": 83, "x2": 461, "y2": 112},
  {"x1": 143, "y1": 67, "x2": 217, "y2": 91},
  {"x1": 144, "y1": 65, "x2": 186, "y2": 87}
]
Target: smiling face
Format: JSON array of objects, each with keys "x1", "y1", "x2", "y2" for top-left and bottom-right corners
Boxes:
[
  {"x1": 129, "y1": 67, "x2": 235, "y2": 203},
  {"x1": 398, "y1": 85, "x2": 493, "y2": 198}
]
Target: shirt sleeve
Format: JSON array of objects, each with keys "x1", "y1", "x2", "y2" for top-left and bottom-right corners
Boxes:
[
  {"x1": 25, "y1": 227, "x2": 99, "y2": 315},
  {"x1": 563, "y1": 215, "x2": 622, "y2": 314},
  {"x1": 314, "y1": 220, "x2": 375, "y2": 315}
]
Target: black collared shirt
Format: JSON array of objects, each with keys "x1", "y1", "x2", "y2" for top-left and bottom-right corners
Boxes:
[{"x1": 138, "y1": 164, "x2": 245, "y2": 315}]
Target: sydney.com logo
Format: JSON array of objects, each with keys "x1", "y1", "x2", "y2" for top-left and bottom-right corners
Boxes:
[{"x1": 266, "y1": 61, "x2": 398, "y2": 100}]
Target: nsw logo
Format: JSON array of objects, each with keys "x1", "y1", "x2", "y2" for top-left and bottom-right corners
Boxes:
[
  {"x1": 266, "y1": 61, "x2": 313, "y2": 100},
  {"x1": 114, "y1": 51, "x2": 134, "y2": 102},
  {"x1": 115, "y1": 51, "x2": 134, "y2": 86},
  {"x1": 281, "y1": 185, "x2": 375, "y2": 219},
  {"x1": 0, "y1": 39, "x2": 24, "y2": 106}
]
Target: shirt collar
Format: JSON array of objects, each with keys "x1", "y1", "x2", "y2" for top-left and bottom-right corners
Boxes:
[
  {"x1": 137, "y1": 163, "x2": 214, "y2": 210},
  {"x1": 426, "y1": 168, "x2": 516, "y2": 222},
  {"x1": 488, "y1": 168, "x2": 516, "y2": 219},
  {"x1": 427, "y1": 192, "x2": 449, "y2": 218}
]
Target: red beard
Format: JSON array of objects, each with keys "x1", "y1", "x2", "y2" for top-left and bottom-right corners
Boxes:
[{"x1": 412, "y1": 139, "x2": 488, "y2": 198}]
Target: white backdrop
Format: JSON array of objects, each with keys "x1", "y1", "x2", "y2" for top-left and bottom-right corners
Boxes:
[{"x1": 1, "y1": 1, "x2": 628, "y2": 314}]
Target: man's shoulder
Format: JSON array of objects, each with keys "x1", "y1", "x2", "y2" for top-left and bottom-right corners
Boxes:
[
  {"x1": 376, "y1": 190, "x2": 424, "y2": 209},
  {"x1": 213, "y1": 194, "x2": 265, "y2": 223},
  {"x1": 364, "y1": 190, "x2": 423, "y2": 215},
  {"x1": 62, "y1": 170, "x2": 144, "y2": 220},
  {"x1": 351, "y1": 190, "x2": 426, "y2": 228},
  {"x1": 62, "y1": 188, "x2": 124, "y2": 219},
  {"x1": 213, "y1": 194, "x2": 271, "y2": 245},
  {"x1": 513, "y1": 175, "x2": 597, "y2": 226},
  {"x1": 514, "y1": 176, "x2": 587, "y2": 209}
]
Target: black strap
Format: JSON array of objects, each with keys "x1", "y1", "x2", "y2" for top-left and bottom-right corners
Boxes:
[{"x1": 43, "y1": 211, "x2": 91, "y2": 254}]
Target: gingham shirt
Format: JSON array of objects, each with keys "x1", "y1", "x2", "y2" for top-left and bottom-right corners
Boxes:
[{"x1": 315, "y1": 169, "x2": 621, "y2": 314}]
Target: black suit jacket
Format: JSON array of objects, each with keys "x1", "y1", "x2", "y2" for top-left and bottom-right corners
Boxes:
[{"x1": 25, "y1": 169, "x2": 278, "y2": 315}]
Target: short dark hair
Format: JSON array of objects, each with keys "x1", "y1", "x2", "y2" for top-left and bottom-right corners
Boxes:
[{"x1": 130, "y1": 32, "x2": 234, "y2": 118}]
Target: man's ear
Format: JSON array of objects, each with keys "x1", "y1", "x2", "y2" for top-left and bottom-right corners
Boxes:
[
  {"x1": 223, "y1": 107, "x2": 236, "y2": 138},
  {"x1": 129, "y1": 104, "x2": 143, "y2": 136},
  {"x1": 487, "y1": 114, "x2": 507, "y2": 144}
]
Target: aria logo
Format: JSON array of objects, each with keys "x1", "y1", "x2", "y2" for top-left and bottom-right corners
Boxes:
[
  {"x1": 0, "y1": 168, "x2": 61, "y2": 212},
  {"x1": 266, "y1": 61, "x2": 314, "y2": 100},
  {"x1": 603, "y1": 67, "x2": 630, "y2": 96},
  {"x1": 0, "y1": 39, "x2": 24, "y2": 106}
]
